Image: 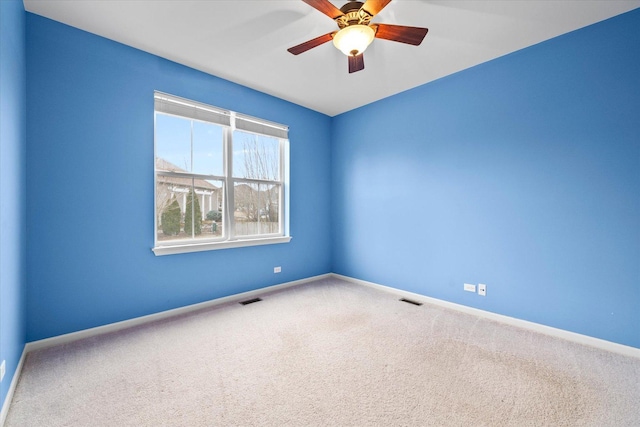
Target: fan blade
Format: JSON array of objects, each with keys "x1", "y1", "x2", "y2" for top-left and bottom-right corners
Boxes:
[
  {"x1": 374, "y1": 23, "x2": 428, "y2": 46},
  {"x1": 348, "y1": 53, "x2": 365, "y2": 73},
  {"x1": 302, "y1": 0, "x2": 344, "y2": 19},
  {"x1": 361, "y1": 0, "x2": 392, "y2": 17},
  {"x1": 287, "y1": 32, "x2": 334, "y2": 55}
]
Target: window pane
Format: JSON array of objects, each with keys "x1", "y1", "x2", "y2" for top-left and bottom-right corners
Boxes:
[
  {"x1": 193, "y1": 121, "x2": 224, "y2": 177},
  {"x1": 232, "y1": 130, "x2": 280, "y2": 180},
  {"x1": 195, "y1": 180, "x2": 224, "y2": 239},
  {"x1": 156, "y1": 177, "x2": 224, "y2": 241},
  {"x1": 262, "y1": 184, "x2": 280, "y2": 235},
  {"x1": 234, "y1": 182, "x2": 280, "y2": 236},
  {"x1": 234, "y1": 182, "x2": 258, "y2": 236},
  {"x1": 156, "y1": 113, "x2": 191, "y2": 172},
  {"x1": 156, "y1": 177, "x2": 191, "y2": 242}
]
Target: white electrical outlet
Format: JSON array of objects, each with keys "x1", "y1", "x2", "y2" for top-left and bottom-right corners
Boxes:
[
  {"x1": 464, "y1": 283, "x2": 476, "y2": 292},
  {"x1": 1, "y1": 360, "x2": 5, "y2": 382},
  {"x1": 478, "y1": 284, "x2": 487, "y2": 296},
  {"x1": 274, "y1": 266, "x2": 281, "y2": 273}
]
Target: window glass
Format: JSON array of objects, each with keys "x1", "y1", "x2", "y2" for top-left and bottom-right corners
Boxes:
[
  {"x1": 193, "y1": 121, "x2": 223, "y2": 177},
  {"x1": 234, "y1": 183, "x2": 280, "y2": 237},
  {"x1": 233, "y1": 130, "x2": 280, "y2": 181},
  {"x1": 156, "y1": 114, "x2": 191, "y2": 172}
]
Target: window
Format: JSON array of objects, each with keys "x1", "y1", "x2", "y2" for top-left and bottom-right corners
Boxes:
[{"x1": 153, "y1": 92, "x2": 290, "y2": 255}]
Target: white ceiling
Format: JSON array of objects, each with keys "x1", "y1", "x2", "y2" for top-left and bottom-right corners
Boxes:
[{"x1": 24, "y1": 0, "x2": 640, "y2": 116}]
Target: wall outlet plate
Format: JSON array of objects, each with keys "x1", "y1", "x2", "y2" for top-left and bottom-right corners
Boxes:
[
  {"x1": 274, "y1": 266, "x2": 281, "y2": 273},
  {"x1": 478, "y1": 284, "x2": 487, "y2": 296},
  {"x1": 464, "y1": 283, "x2": 476, "y2": 292}
]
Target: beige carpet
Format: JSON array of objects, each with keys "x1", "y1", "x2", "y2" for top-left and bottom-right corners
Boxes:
[{"x1": 6, "y1": 278, "x2": 640, "y2": 426}]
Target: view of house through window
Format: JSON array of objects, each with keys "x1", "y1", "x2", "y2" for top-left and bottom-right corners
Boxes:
[{"x1": 154, "y1": 92, "x2": 288, "y2": 254}]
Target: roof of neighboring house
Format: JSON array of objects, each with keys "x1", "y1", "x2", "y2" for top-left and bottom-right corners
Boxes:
[{"x1": 156, "y1": 157, "x2": 219, "y2": 191}]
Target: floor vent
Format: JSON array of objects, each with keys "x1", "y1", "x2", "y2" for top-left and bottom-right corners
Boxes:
[
  {"x1": 399, "y1": 298, "x2": 423, "y2": 306},
  {"x1": 239, "y1": 297, "x2": 262, "y2": 306}
]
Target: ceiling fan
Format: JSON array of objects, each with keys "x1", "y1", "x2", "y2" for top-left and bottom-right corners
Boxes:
[{"x1": 287, "y1": 0, "x2": 429, "y2": 73}]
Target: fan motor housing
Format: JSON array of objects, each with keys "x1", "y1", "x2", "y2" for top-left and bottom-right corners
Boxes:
[{"x1": 336, "y1": 1, "x2": 372, "y2": 28}]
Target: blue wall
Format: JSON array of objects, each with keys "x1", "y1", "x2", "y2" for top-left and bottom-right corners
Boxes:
[
  {"x1": 25, "y1": 14, "x2": 332, "y2": 341},
  {"x1": 0, "y1": 0, "x2": 27, "y2": 411},
  {"x1": 332, "y1": 10, "x2": 640, "y2": 348}
]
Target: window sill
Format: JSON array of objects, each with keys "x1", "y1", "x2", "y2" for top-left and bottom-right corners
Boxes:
[{"x1": 152, "y1": 236, "x2": 292, "y2": 256}]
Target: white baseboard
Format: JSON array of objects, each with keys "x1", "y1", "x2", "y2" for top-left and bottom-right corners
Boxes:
[
  {"x1": 1, "y1": 347, "x2": 27, "y2": 427},
  {"x1": 26, "y1": 273, "x2": 331, "y2": 353},
  {"x1": 332, "y1": 273, "x2": 640, "y2": 360}
]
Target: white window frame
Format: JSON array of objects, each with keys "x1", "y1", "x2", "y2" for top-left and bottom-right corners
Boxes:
[{"x1": 152, "y1": 92, "x2": 291, "y2": 256}]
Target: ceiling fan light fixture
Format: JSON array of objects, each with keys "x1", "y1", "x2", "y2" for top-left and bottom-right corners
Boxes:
[{"x1": 332, "y1": 24, "x2": 375, "y2": 56}]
